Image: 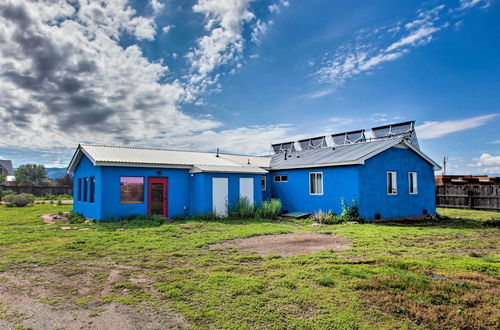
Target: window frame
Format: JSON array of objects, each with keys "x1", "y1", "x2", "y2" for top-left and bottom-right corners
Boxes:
[
  {"x1": 408, "y1": 172, "x2": 418, "y2": 194},
  {"x1": 387, "y1": 171, "x2": 397, "y2": 195},
  {"x1": 77, "y1": 178, "x2": 82, "y2": 201},
  {"x1": 274, "y1": 175, "x2": 288, "y2": 182},
  {"x1": 261, "y1": 176, "x2": 266, "y2": 191},
  {"x1": 309, "y1": 172, "x2": 324, "y2": 195},
  {"x1": 83, "y1": 177, "x2": 88, "y2": 202},
  {"x1": 90, "y1": 176, "x2": 96, "y2": 203},
  {"x1": 119, "y1": 176, "x2": 145, "y2": 204}
]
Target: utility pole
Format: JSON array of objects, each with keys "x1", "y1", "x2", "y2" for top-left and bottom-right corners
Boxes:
[{"x1": 443, "y1": 157, "x2": 448, "y2": 175}]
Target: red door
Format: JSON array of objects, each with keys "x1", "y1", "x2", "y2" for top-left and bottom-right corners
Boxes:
[{"x1": 148, "y1": 177, "x2": 168, "y2": 217}]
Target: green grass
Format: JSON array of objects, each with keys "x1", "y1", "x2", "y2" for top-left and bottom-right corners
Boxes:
[{"x1": 0, "y1": 205, "x2": 499, "y2": 329}]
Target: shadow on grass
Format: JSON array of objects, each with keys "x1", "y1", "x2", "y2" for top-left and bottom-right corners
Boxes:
[
  {"x1": 367, "y1": 218, "x2": 494, "y2": 230},
  {"x1": 91, "y1": 216, "x2": 298, "y2": 231}
]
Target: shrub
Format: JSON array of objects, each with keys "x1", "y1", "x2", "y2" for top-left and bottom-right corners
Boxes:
[
  {"x1": 340, "y1": 195, "x2": 361, "y2": 221},
  {"x1": 256, "y1": 199, "x2": 282, "y2": 219},
  {"x1": 313, "y1": 196, "x2": 364, "y2": 224},
  {"x1": 229, "y1": 197, "x2": 255, "y2": 219},
  {"x1": 3, "y1": 193, "x2": 34, "y2": 207},
  {"x1": 0, "y1": 190, "x2": 15, "y2": 201},
  {"x1": 314, "y1": 210, "x2": 346, "y2": 224}
]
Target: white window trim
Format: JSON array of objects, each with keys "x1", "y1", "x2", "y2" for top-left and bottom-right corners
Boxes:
[
  {"x1": 408, "y1": 172, "x2": 418, "y2": 194},
  {"x1": 309, "y1": 172, "x2": 324, "y2": 195},
  {"x1": 261, "y1": 176, "x2": 266, "y2": 191},
  {"x1": 387, "y1": 171, "x2": 397, "y2": 195}
]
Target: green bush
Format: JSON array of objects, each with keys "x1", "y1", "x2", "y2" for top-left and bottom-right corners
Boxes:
[
  {"x1": 314, "y1": 210, "x2": 346, "y2": 224},
  {"x1": 3, "y1": 193, "x2": 34, "y2": 207},
  {"x1": 230, "y1": 197, "x2": 255, "y2": 219},
  {"x1": 0, "y1": 190, "x2": 15, "y2": 201},
  {"x1": 340, "y1": 195, "x2": 361, "y2": 221},
  {"x1": 256, "y1": 199, "x2": 282, "y2": 219},
  {"x1": 314, "y1": 195, "x2": 364, "y2": 224}
]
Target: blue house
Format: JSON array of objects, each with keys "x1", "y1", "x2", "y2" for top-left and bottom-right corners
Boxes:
[{"x1": 68, "y1": 121, "x2": 441, "y2": 221}]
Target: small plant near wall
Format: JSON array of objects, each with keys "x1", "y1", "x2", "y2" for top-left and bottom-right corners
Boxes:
[
  {"x1": 256, "y1": 199, "x2": 282, "y2": 219},
  {"x1": 340, "y1": 195, "x2": 362, "y2": 221},
  {"x1": 314, "y1": 195, "x2": 364, "y2": 224}
]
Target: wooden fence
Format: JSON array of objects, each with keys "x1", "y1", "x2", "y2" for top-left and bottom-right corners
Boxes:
[
  {"x1": 436, "y1": 185, "x2": 500, "y2": 211},
  {"x1": 3, "y1": 186, "x2": 72, "y2": 197}
]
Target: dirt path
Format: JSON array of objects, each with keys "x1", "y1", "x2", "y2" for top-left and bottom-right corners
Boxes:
[
  {"x1": 210, "y1": 233, "x2": 350, "y2": 256},
  {"x1": 0, "y1": 262, "x2": 188, "y2": 329}
]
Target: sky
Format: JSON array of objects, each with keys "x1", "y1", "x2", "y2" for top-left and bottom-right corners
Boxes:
[{"x1": 0, "y1": 0, "x2": 499, "y2": 175}]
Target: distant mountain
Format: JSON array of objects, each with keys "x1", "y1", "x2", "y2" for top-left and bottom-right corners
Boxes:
[{"x1": 46, "y1": 167, "x2": 67, "y2": 179}]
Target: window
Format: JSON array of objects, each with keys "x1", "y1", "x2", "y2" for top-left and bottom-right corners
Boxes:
[
  {"x1": 90, "y1": 177, "x2": 95, "y2": 203},
  {"x1": 387, "y1": 171, "x2": 397, "y2": 195},
  {"x1": 409, "y1": 172, "x2": 418, "y2": 194},
  {"x1": 261, "y1": 176, "x2": 266, "y2": 190},
  {"x1": 309, "y1": 172, "x2": 323, "y2": 195},
  {"x1": 120, "y1": 177, "x2": 144, "y2": 204},
  {"x1": 83, "y1": 177, "x2": 88, "y2": 202},
  {"x1": 274, "y1": 175, "x2": 288, "y2": 182},
  {"x1": 78, "y1": 178, "x2": 82, "y2": 201}
]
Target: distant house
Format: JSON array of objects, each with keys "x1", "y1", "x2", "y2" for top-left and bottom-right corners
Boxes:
[
  {"x1": 67, "y1": 121, "x2": 441, "y2": 221},
  {"x1": 0, "y1": 160, "x2": 16, "y2": 186}
]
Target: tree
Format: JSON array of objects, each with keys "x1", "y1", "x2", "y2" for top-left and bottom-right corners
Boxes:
[
  {"x1": 55, "y1": 174, "x2": 73, "y2": 187},
  {"x1": 0, "y1": 174, "x2": 5, "y2": 186},
  {"x1": 15, "y1": 164, "x2": 48, "y2": 186}
]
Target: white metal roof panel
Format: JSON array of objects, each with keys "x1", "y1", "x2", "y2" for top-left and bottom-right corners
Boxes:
[{"x1": 190, "y1": 165, "x2": 268, "y2": 174}]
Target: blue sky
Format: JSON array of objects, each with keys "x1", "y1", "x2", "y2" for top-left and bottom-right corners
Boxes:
[{"x1": 0, "y1": 0, "x2": 499, "y2": 175}]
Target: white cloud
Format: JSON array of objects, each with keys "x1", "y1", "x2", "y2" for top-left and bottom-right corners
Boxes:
[
  {"x1": 458, "y1": 0, "x2": 491, "y2": 10},
  {"x1": 299, "y1": 88, "x2": 335, "y2": 99},
  {"x1": 268, "y1": 4, "x2": 280, "y2": 13},
  {"x1": 162, "y1": 24, "x2": 174, "y2": 33},
  {"x1": 150, "y1": 0, "x2": 165, "y2": 15},
  {"x1": 0, "y1": 0, "x2": 292, "y2": 158},
  {"x1": 489, "y1": 140, "x2": 500, "y2": 144},
  {"x1": 474, "y1": 153, "x2": 500, "y2": 167},
  {"x1": 315, "y1": 5, "x2": 446, "y2": 91},
  {"x1": 416, "y1": 114, "x2": 498, "y2": 139},
  {"x1": 311, "y1": 2, "x2": 488, "y2": 96},
  {"x1": 186, "y1": 0, "x2": 255, "y2": 93},
  {"x1": 251, "y1": 19, "x2": 272, "y2": 44}
]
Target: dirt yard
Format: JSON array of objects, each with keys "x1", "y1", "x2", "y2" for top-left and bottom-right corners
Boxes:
[
  {"x1": 0, "y1": 262, "x2": 189, "y2": 330},
  {"x1": 209, "y1": 233, "x2": 350, "y2": 256}
]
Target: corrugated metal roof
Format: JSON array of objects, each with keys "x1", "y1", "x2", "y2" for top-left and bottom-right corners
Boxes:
[
  {"x1": 191, "y1": 165, "x2": 268, "y2": 174},
  {"x1": 69, "y1": 144, "x2": 270, "y2": 174},
  {"x1": 0, "y1": 160, "x2": 14, "y2": 176},
  {"x1": 271, "y1": 139, "x2": 407, "y2": 170},
  {"x1": 68, "y1": 138, "x2": 440, "y2": 174}
]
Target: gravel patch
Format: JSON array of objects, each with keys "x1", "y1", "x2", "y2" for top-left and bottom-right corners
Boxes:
[{"x1": 210, "y1": 233, "x2": 350, "y2": 256}]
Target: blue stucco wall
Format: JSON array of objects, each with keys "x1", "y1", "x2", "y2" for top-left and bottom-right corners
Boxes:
[
  {"x1": 73, "y1": 155, "x2": 102, "y2": 219},
  {"x1": 189, "y1": 173, "x2": 263, "y2": 215},
  {"x1": 261, "y1": 173, "x2": 272, "y2": 201},
  {"x1": 270, "y1": 166, "x2": 361, "y2": 215},
  {"x1": 73, "y1": 154, "x2": 264, "y2": 220},
  {"x1": 358, "y1": 146, "x2": 436, "y2": 219}
]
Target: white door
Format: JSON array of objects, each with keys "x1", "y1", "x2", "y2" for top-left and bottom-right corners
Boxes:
[
  {"x1": 239, "y1": 178, "x2": 254, "y2": 205},
  {"x1": 212, "y1": 178, "x2": 228, "y2": 216}
]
